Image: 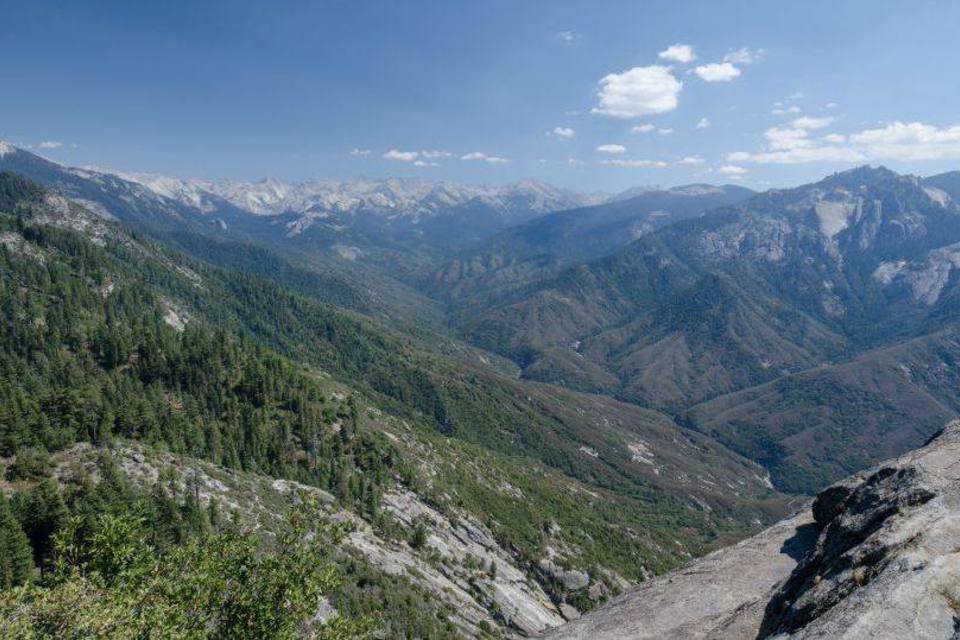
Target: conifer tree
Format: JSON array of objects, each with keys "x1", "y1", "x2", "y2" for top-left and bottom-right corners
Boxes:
[{"x1": 0, "y1": 492, "x2": 33, "y2": 588}]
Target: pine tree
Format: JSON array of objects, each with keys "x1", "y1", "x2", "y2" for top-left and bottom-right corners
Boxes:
[
  {"x1": 0, "y1": 492, "x2": 33, "y2": 588},
  {"x1": 12, "y1": 480, "x2": 67, "y2": 571}
]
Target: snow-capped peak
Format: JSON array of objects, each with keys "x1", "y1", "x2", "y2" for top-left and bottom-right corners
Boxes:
[{"x1": 119, "y1": 173, "x2": 601, "y2": 221}]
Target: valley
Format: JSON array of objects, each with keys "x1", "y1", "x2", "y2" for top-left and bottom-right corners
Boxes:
[{"x1": 3, "y1": 142, "x2": 960, "y2": 637}]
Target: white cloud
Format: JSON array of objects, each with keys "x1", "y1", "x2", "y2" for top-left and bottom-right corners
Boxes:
[
  {"x1": 596, "y1": 144, "x2": 627, "y2": 154},
  {"x1": 39, "y1": 141, "x2": 63, "y2": 149},
  {"x1": 551, "y1": 127, "x2": 576, "y2": 139},
  {"x1": 826, "y1": 102, "x2": 839, "y2": 110},
  {"x1": 765, "y1": 127, "x2": 812, "y2": 150},
  {"x1": 729, "y1": 120, "x2": 960, "y2": 165},
  {"x1": 696, "y1": 117, "x2": 711, "y2": 129},
  {"x1": 719, "y1": 164, "x2": 748, "y2": 175},
  {"x1": 772, "y1": 105, "x2": 802, "y2": 115},
  {"x1": 567, "y1": 158, "x2": 583, "y2": 167},
  {"x1": 694, "y1": 62, "x2": 741, "y2": 82},
  {"x1": 658, "y1": 128, "x2": 674, "y2": 135},
  {"x1": 723, "y1": 47, "x2": 764, "y2": 65},
  {"x1": 727, "y1": 146, "x2": 864, "y2": 164},
  {"x1": 791, "y1": 116, "x2": 834, "y2": 130},
  {"x1": 382, "y1": 149, "x2": 450, "y2": 164},
  {"x1": 690, "y1": 47, "x2": 761, "y2": 85},
  {"x1": 849, "y1": 121, "x2": 960, "y2": 160},
  {"x1": 592, "y1": 65, "x2": 682, "y2": 118},
  {"x1": 600, "y1": 159, "x2": 668, "y2": 168},
  {"x1": 787, "y1": 91, "x2": 804, "y2": 100},
  {"x1": 383, "y1": 149, "x2": 420, "y2": 163},
  {"x1": 350, "y1": 148, "x2": 371, "y2": 156},
  {"x1": 677, "y1": 156, "x2": 705, "y2": 165},
  {"x1": 631, "y1": 124, "x2": 656, "y2": 134},
  {"x1": 658, "y1": 44, "x2": 696, "y2": 63},
  {"x1": 557, "y1": 31, "x2": 581, "y2": 43},
  {"x1": 461, "y1": 151, "x2": 510, "y2": 164}
]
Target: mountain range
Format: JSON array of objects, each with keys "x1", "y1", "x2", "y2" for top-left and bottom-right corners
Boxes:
[
  {"x1": 0, "y1": 166, "x2": 788, "y2": 638},
  {"x1": 452, "y1": 164, "x2": 960, "y2": 492},
  {"x1": 4, "y1": 139, "x2": 960, "y2": 636}
]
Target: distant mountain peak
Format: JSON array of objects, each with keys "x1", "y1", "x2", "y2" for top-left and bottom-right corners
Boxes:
[
  {"x1": 611, "y1": 183, "x2": 752, "y2": 203},
  {"x1": 821, "y1": 164, "x2": 908, "y2": 187}
]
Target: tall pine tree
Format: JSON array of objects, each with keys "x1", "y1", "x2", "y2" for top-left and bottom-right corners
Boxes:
[{"x1": 0, "y1": 492, "x2": 33, "y2": 588}]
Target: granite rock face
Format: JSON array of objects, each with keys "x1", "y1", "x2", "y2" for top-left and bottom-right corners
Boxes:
[
  {"x1": 538, "y1": 511, "x2": 816, "y2": 640},
  {"x1": 541, "y1": 419, "x2": 960, "y2": 639}
]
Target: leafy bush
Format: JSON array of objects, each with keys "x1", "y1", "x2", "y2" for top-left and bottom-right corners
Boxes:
[{"x1": 0, "y1": 496, "x2": 375, "y2": 639}]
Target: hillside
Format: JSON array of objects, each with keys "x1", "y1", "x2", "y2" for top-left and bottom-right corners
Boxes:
[
  {"x1": 0, "y1": 172, "x2": 790, "y2": 637},
  {"x1": 0, "y1": 143, "x2": 452, "y2": 329},
  {"x1": 455, "y1": 166, "x2": 960, "y2": 494},
  {"x1": 431, "y1": 184, "x2": 753, "y2": 305},
  {"x1": 684, "y1": 328, "x2": 960, "y2": 493}
]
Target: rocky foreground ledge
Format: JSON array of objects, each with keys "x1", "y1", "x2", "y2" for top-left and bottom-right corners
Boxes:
[{"x1": 541, "y1": 419, "x2": 960, "y2": 639}]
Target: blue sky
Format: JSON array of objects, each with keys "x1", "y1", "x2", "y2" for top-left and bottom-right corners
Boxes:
[{"x1": 3, "y1": 0, "x2": 960, "y2": 192}]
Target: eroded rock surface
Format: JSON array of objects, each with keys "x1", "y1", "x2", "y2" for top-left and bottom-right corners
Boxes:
[
  {"x1": 539, "y1": 511, "x2": 816, "y2": 640},
  {"x1": 541, "y1": 419, "x2": 960, "y2": 640}
]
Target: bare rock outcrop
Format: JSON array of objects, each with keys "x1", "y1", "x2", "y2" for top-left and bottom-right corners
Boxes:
[
  {"x1": 541, "y1": 419, "x2": 960, "y2": 640},
  {"x1": 538, "y1": 510, "x2": 816, "y2": 639}
]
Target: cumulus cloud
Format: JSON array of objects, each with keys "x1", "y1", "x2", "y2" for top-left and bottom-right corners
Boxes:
[
  {"x1": 694, "y1": 62, "x2": 741, "y2": 82},
  {"x1": 551, "y1": 127, "x2": 576, "y2": 138},
  {"x1": 696, "y1": 117, "x2": 711, "y2": 129},
  {"x1": 727, "y1": 146, "x2": 863, "y2": 164},
  {"x1": 39, "y1": 141, "x2": 63, "y2": 149},
  {"x1": 729, "y1": 120, "x2": 960, "y2": 165},
  {"x1": 849, "y1": 121, "x2": 960, "y2": 160},
  {"x1": 658, "y1": 44, "x2": 696, "y2": 63},
  {"x1": 383, "y1": 150, "x2": 444, "y2": 165},
  {"x1": 765, "y1": 127, "x2": 812, "y2": 150},
  {"x1": 600, "y1": 159, "x2": 668, "y2": 168},
  {"x1": 677, "y1": 155, "x2": 705, "y2": 164},
  {"x1": 719, "y1": 164, "x2": 748, "y2": 175},
  {"x1": 592, "y1": 66, "x2": 682, "y2": 118},
  {"x1": 349, "y1": 148, "x2": 371, "y2": 156},
  {"x1": 461, "y1": 151, "x2": 510, "y2": 164},
  {"x1": 383, "y1": 149, "x2": 420, "y2": 163},
  {"x1": 826, "y1": 102, "x2": 839, "y2": 110},
  {"x1": 596, "y1": 144, "x2": 627, "y2": 154},
  {"x1": 631, "y1": 124, "x2": 656, "y2": 134},
  {"x1": 723, "y1": 47, "x2": 764, "y2": 65},
  {"x1": 691, "y1": 47, "x2": 760, "y2": 84},
  {"x1": 658, "y1": 128, "x2": 674, "y2": 135},
  {"x1": 557, "y1": 31, "x2": 581, "y2": 43},
  {"x1": 382, "y1": 149, "x2": 450, "y2": 164},
  {"x1": 791, "y1": 116, "x2": 834, "y2": 130}
]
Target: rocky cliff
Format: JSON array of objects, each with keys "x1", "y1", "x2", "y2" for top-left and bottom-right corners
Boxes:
[{"x1": 541, "y1": 418, "x2": 960, "y2": 639}]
